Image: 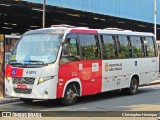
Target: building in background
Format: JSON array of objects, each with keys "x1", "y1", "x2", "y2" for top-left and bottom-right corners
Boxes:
[
  {"x1": 0, "y1": 0, "x2": 160, "y2": 39},
  {"x1": 0, "y1": 34, "x2": 5, "y2": 97}
]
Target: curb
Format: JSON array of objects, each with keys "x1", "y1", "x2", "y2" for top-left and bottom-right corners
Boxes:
[
  {"x1": 0, "y1": 97, "x2": 20, "y2": 104},
  {"x1": 148, "y1": 82, "x2": 160, "y2": 86},
  {"x1": 140, "y1": 81, "x2": 160, "y2": 87}
]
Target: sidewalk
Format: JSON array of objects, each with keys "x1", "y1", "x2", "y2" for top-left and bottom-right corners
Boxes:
[
  {"x1": 141, "y1": 79, "x2": 160, "y2": 86},
  {"x1": 0, "y1": 79, "x2": 160, "y2": 105},
  {"x1": 0, "y1": 96, "x2": 20, "y2": 104}
]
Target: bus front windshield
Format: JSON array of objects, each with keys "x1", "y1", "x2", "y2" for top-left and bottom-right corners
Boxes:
[{"x1": 9, "y1": 34, "x2": 62, "y2": 64}]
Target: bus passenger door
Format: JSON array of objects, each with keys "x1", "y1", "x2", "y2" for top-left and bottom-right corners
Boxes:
[
  {"x1": 58, "y1": 33, "x2": 84, "y2": 97},
  {"x1": 78, "y1": 34, "x2": 102, "y2": 95}
]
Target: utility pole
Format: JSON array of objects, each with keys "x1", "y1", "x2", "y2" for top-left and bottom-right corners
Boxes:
[
  {"x1": 43, "y1": 0, "x2": 46, "y2": 28},
  {"x1": 154, "y1": 0, "x2": 157, "y2": 40}
]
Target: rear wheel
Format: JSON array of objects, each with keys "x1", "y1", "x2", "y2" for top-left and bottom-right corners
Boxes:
[
  {"x1": 20, "y1": 98, "x2": 33, "y2": 104},
  {"x1": 61, "y1": 84, "x2": 78, "y2": 105},
  {"x1": 122, "y1": 77, "x2": 139, "y2": 95}
]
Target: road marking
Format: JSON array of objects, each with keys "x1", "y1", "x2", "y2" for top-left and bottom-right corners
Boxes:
[{"x1": 42, "y1": 107, "x2": 67, "y2": 111}]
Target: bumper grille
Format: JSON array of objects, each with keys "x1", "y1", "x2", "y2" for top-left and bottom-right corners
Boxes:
[
  {"x1": 12, "y1": 77, "x2": 35, "y2": 94},
  {"x1": 14, "y1": 88, "x2": 32, "y2": 94},
  {"x1": 13, "y1": 77, "x2": 35, "y2": 85}
]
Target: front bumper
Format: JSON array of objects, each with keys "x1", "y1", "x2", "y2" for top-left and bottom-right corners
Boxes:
[{"x1": 5, "y1": 77, "x2": 57, "y2": 99}]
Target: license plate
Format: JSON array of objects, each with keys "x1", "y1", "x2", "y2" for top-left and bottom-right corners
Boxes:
[{"x1": 17, "y1": 84, "x2": 27, "y2": 89}]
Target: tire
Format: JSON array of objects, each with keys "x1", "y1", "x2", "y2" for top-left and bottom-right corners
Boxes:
[
  {"x1": 61, "y1": 84, "x2": 78, "y2": 105},
  {"x1": 122, "y1": 77, "x2": 139, "y2": 95},
  {"x1": 20, "y1": 98, "x2": 33, "y2": 104},
  {"x1": 128, "y1": 77, "x2": 139, "y2": 95}
]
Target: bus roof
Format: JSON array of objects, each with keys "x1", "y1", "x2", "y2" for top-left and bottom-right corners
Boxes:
[
  {"x1": 69, "y1": 28, "x2": 154, "y2": 37},
  {"x1": 23, "y1": 27, "x2": 65, "y2": 35},
  {"x1": 23, "y1": 25, "x2": 155, "y2": 37},
  {"x1": 97, "y1": 29, "x2": 154, "y2": 37}
]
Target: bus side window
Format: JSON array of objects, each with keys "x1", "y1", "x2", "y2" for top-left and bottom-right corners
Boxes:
[
  {"x1": 130, "y1": 36, "x2": 143, "y2": 58},
  {"x1": 144, "y1": 37, "x2": 156, "y2": 57},
  {"x1": 60, "y1": 37, "x2": 79, "y2": 65},
  {"x1": 101, "y1": 35, "x2": 116, "y2": 59},
  {"x1": 116, "y1": 35, "x2": 131, "y2": 59},
  {"x1": 79, "y1": 34, "x2": 99, "y2": 60},
  {"x1": 67, "y1": 38, "x2": 78, "y2": 57}
]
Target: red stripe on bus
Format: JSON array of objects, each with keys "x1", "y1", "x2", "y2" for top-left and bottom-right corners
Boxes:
[
  {"x1": 57, "y1": 60, "x2": 102, "y2": 98},
  {"x1": 70, "y1": 29, "x2": 98, "y2": 34},
  {"x1": 5, "y1": 64, "x2": 23, "y2": 77}
]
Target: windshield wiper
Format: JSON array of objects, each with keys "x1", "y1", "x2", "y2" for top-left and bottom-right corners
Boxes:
[
  {"x1": 8, "y1": 61, "x2": 24, "y2": 65},
  {"x1": 24, "y1": 60, "x2": 47, "y2": 65}
]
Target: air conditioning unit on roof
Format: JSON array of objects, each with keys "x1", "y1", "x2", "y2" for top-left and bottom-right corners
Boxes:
[
  {"x1": 51, "y1": 24, "x2": 75, "y2": 28},
  {"x1": 75, "y1": 27, "x2": 89, "y2": 29},
  {"x1": 104, "y1": 28, "x2": 132, "y2": 32},
  {"x1": 104, "y1": 28, "x2": 124, "y2": 31}
]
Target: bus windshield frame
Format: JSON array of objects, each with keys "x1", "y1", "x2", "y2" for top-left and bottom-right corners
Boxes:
[{"x1": 9, "y1": 33, "x2": 63, "y2": 66}]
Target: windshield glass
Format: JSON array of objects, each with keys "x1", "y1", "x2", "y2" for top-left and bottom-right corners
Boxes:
[{"x1": 9, "y1": 34, "x2": 63, "y2": 64}]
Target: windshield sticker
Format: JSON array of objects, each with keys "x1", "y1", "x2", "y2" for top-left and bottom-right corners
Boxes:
[
  {"x1": 11, "y1": 55, "x2": 16, "y2": 60},
  {"x1": 24, "y1": 57, "x2": 31, "y2": 64},
  {"x1": 105, "y1": 63, "x2": 109, "y2": 72}
]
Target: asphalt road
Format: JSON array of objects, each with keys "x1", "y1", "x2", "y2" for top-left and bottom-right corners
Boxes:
[
  {"x1": 1, "y1": 84, "x2": 160, "y2": 120},
  {"x1": 0, "y1": 84, "x2": 160, "y2": 112}
]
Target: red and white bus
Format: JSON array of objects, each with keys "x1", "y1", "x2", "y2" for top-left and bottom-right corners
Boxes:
[{"x1": 5, "y1": 25, "x2": 159, "y2": 105}]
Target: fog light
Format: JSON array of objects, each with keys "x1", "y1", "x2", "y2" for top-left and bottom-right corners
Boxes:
[
  {"x1": 44, "y1": 91, "x2": 48, "y2": 95},
  {"x1": 38, "y1": 78, "x2": 44, "y2": 84}
]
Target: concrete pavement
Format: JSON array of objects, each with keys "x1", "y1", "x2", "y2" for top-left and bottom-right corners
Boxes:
[
  {"x1": 140, "y1": 79, "x2": 160, "y2": 86},
  {"x1": 0, "y1": 96, "x2": 20, "y2": 104}
]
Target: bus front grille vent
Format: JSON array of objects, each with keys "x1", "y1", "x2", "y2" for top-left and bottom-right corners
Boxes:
[
  {"x1": 14, "y1": 88, "x2": 32, "y2": 94},
  {"x1": 13, "y1": 77, "x2": 35, "y2": 85}
]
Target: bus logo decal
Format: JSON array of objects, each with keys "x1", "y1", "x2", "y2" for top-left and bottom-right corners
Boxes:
[{"x1": 105, "y1": 63, "x2": 109, "y2": 72}]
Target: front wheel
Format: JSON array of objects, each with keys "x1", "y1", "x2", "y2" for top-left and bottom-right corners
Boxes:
[{"x1": 60, "y1": 84, "x2": 78, "y2": 105}]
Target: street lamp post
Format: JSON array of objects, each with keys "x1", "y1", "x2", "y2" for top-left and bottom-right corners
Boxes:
[
  {"x1": 43, "y1": 0, "x2": 46, "y2": 28},
  {"x1": 154, "y1": 0, "x2": 157, "y2": 40}
]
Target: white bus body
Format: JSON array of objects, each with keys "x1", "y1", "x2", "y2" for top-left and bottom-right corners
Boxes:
[{"x1": 5, "y1": 26, "x2": 159, "y2": 105}]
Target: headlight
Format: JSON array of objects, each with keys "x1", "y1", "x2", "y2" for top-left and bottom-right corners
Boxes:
[
  {"x1": 38, "y1": 76, "x2": 54, "y2": 85},
  {"x1": 5, "y1": 76, "x2": 11, "y2": 82}
]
